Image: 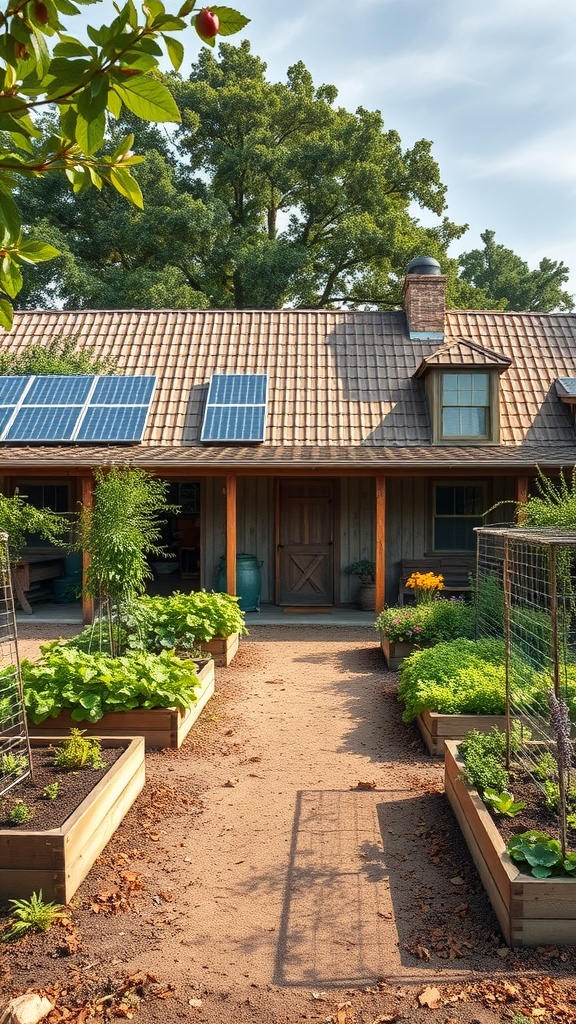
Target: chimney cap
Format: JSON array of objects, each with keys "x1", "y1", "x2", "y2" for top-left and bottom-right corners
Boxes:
[{"x1": 406, "y1": 256, "x2": 442, "y2": 276}]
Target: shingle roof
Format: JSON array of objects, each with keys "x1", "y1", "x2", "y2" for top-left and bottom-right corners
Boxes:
[
  {"x1": 2, "y1": 307, "x2": 576, "y2": 469},
  {"x1": 413, "y1": 337, "x2": 512, "y2": 377}
]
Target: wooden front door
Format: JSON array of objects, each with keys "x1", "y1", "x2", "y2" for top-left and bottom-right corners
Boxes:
[{"x1": 278, "y1": 481, "x2": 334, "y2": 605}]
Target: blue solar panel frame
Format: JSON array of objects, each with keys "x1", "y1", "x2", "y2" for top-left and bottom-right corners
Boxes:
[
  {"x1": 200, "y1": 373, "x2": 269, "y2": 443},
  {"x1": 0, "y1": 375, "x2": 156, "y2": 444}
]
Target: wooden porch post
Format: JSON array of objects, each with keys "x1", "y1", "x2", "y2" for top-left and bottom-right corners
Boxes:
[
  {"x1": 516, "y1": 476, "x2": 529, "y2": 523},
  {"x1": 226, "y1": 474, "x2": 237, "y2": 595},
  {"x1": 80, "y1": 475, "x2": 94, "y2": 625},
  {"x1": 375, "y1": 474, "x2": 386, "y2": 613}
]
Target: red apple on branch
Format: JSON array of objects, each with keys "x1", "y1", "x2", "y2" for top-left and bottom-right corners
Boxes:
[{"x1": 195, "y1": 7, "x2": 220, "y2": 40}]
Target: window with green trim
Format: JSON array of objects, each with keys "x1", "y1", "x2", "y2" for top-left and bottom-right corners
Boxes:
[{"x1": 441, "y1": 372, "x2": 490, "y2": 439}]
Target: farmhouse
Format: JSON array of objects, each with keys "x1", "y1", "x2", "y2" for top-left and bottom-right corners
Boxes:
[{"x1": 2, "y1": 257, "x2": 576, "y2": 617}]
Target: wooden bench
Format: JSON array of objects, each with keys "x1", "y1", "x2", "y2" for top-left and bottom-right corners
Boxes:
[
  {"x1": 12, "y1": 556, "x2": 65, "y2": 614},
  {"x1": 398, "y1": 555, "x2": 476, "y2": 605}
]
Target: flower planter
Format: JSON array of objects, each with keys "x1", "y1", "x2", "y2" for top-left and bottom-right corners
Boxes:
[
  {"x1": 0, "y1": 736, "x2": 145, "y2": 904},
  {"x1": 380, "y1": 634, "x2": 420, "y2": 670},
  {"x1": 444, "y1": 740, "x2": 576, "y2": 947},
  {"x1": 28, "y1": 659, "x2": 214, "y2": 750},
  {"x1": 417, "y1": 709, "x2": 508, "y2": 756},
  {"x1": 200, "y1": 632, "x2": 239, "y2": 667}
]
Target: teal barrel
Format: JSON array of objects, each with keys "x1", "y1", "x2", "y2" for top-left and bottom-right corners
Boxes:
[{"x1": 215, "y1": 553, "x2": 262, "y2": 612}]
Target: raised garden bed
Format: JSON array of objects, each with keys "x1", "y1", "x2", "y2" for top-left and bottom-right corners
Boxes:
[
  {"x1": 444, "y1": 740, "x2": 576, "y2": 947},
  {"x1": 380, "y1": 635, "x2": 419, "y2": 670},
  {"x1": 28, "y1": 659, "x2": 214, "y2": 750},
  {"x1": 200, "y1": 632, "x2": 239, "y2": 667},
  {"x1": 418, "y1": 709, "x2": 508, "y2": 756},
  {"x1": 0, "y1": 735, "x2": 145, "y2": 903}
]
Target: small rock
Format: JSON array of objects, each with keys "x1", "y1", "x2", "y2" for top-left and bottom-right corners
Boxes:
[
  {"x1": 188, "y1": 998, "x2": 203, "y2": 1008},
  {"x1": 224, "y1": 778, "x2": 238, "y2": 787},
  {"x1": 0, "y1": 994, "x2": 53, "y2": 1024}
]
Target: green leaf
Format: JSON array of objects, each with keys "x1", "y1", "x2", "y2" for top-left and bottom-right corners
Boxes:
[
  {"x1": 210, "y1": 6, "x2": 250, "y2": 35},
  {"x1": 113, "y1": 75, "x2": 181, "y2": 122},
  {"x1": 177, "y1": 0, "x2": 196, "y2": 15},
  {"x1": 0, "y1": 299, "x2": 13, "y2": 331},
  {"x1": 16, "y1": 241, "x2": 60, "y2": 263},
  {"x1": 52, "y1": 38, "x2": 92, "y2": 58},
  {"x1": 109, "y1": 166, "x2": 143, "y2": 208},
  {"x1": 75, "y1": 109, "x2": 106, "y2": 154},
  {"x1": 163, "y1": 34, "x2": 184, "y2": 71},
  {"x1": 0, "y1": 257, "x2": 22, "y2": 299},
  {"x1": 523, "y1": 843, "x2": 561, "y2": 868},
  {"x1": 107, "y1": 90, "x2": 122, "y2": 119},
  {"x1": 0, "y1": 188, "x2": 21, "y2": 240},
  {"x1": 531, "y1": 864, "x2": 554, "y2": 878}
]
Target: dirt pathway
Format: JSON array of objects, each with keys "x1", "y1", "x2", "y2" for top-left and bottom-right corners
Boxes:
[{"x1": 5, "y1": 625, "x2": 576, "y2": 1024}]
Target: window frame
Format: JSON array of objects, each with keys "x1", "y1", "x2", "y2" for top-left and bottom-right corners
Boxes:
[
  {"x1": 426, "y1": 369, "x2": 500, "y2": 445},
  {"x1": 432, "y1": 480, "x2": 487, "y2": 553}
]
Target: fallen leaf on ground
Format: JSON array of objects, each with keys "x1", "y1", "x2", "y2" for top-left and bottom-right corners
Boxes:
[
  {"x1": 353, "y1": 781, "x2": 376, "y2": 789},
  {"x1": 418, "y1": 986, "x2": 441, "y2": 1008}
]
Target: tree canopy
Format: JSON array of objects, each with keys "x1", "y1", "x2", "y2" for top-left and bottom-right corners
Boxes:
[
  {"x1": 458, "y1": 230, "x2": 573, "y2": 312},
  {"x1": 0, "y1": 0, "x2": 248, "y2": 327}
]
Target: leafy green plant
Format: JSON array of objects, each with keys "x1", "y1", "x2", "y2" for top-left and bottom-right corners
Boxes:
[
  {"x1": 0, "y1": 492, "x2": 69, "y2": 564},
  {"x1": 458, "y1": 727, "x2": 510, "y2": 794},
  {"x1": 1, "y1": 891, "x2": 65, "y2": 941},
  {"x1": 8, "y1": 801, "x2": 33, "y2": 824},
  {"x1": 507, "y1": 830, "x2": 576, "y2": 878},
  {"x1": 0, "y1": 335, "x2": 117, "y2": 377},
  {"x1": 397, "y1": 637, "x2": 556, "y2": 723},
  {"x1": 41, "y1": 782, "x2": 59, "y2": 800},
  {"x1": 0, "y1": 754, "x2": 28, "y2": 777},
  {"x1": 77, "y1": 467, "x2": 179, "y2": 656},
  {"x1": 375, "y1": 600, "x2": 475, "y2": 645},
  {"x1": 345, "y1": 560, "x2": 376, "y2": 583},
  {"x1": 126, "y1": 590, "x2": 248, "y2": 651},
  {"x1": 52, "y1": 730, "x2": 105, "y2": 771},
  {"x1": 482, "y1": 788, "x2": 526, "y2": 817},
  {"x1": 533, "y1": 751, "x2": 558, "y2": 781},
  {"x1": 23, "y1": 645, "x2": 201, "y2": 724}
]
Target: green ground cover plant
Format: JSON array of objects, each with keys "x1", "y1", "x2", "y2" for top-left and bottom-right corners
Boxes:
[
  {"x1": 396, "y1": 637, "x2": 563, "y2": 723},
  {"x1": 22, "y1": 644, "x2": 201, "y2": 724},
  {"x1": 1, "y1": 892, "x2": 65, "y2": 942},
  {"x1": 127, "y1": 591, "x2": 248, "y2": 649},
  {"x1": 458, "y1": 727, "x2": 511, "y2": 793},
  {"x1": 52, "y1": 730, "x2": 104, "y2": 770},
  {"x1": 375, "y1": 599, "x2": 475, "y2": 645}
]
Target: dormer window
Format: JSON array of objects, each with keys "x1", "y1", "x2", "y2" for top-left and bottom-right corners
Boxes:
[
  {"x1": 413, "y1": 337, "x2": 511, "y2": 446},
  {"x1": 441, "y1": 372, "x2": 490, "y2": 439}
]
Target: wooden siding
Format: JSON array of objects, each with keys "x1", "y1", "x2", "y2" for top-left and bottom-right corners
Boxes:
[
  {"x1": 201, "y1": 477, "x2": 226, "y2": 591},
  {"x1": 338, "y1": 478, "x2": 375, "y2": 604},
  {"x1": 236, "y1": 477, "x2": 274, "y2": 603}
]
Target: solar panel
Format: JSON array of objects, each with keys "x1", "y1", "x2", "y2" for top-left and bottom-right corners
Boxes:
[
  {"x1": 200, "y1": 373, "x2": 268, "y2": 444},
  {"x1": 0, "y1": 375, "x2": 156, "y2": 444}
]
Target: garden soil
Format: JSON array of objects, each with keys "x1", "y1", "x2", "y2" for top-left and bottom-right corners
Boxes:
[{"x1": 3, "y1": 624, "x2": 576, "y2": 1023}]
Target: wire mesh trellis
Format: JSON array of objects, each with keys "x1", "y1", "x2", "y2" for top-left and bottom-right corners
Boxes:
[
  {"x1": 476, "y1": 526, "x2": 576, "y2": 852},
  {"x1": 0, "y1": 530, "x2": 33, "y2": 795}
]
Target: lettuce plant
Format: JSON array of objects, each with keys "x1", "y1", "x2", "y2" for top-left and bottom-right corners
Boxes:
[{"x1": 23, "y1": 645, "x2": 202, "y2": 724}]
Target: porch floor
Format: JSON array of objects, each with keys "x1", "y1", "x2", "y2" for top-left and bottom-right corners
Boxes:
[{"x1": 15, "y1": 602, "x2": 376, "y2": 628}]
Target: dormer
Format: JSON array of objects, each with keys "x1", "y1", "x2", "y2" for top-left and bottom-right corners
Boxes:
[{"x1": 414, "y1": 338, "x2": 512, "y2": 445}]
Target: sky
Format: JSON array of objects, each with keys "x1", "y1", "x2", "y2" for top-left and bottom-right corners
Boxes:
[{"x1": 228, "y1": 0, "x2": 576, "y2": 297}]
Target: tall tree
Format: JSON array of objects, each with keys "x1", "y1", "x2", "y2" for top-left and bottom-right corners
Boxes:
[
  {"x1": 171, "y1": 43, "x2": 468, "y2": 308},
  {"x1": 458, "y1": 230, "x2": 573, "y2": 312}
]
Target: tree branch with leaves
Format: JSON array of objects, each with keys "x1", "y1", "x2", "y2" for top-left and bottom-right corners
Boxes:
[{"x1": 0, "y1": 0, "x2": 248, "y2": 327}]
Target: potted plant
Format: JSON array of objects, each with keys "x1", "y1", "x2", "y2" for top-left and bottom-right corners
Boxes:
[{"x1": 345, "y1": 559, "x2": 376, "y2": 611}]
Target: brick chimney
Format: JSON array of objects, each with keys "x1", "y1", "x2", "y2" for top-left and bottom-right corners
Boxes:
[{"x1": 403, "y1": 256, "x2": 446, "y2": 340}]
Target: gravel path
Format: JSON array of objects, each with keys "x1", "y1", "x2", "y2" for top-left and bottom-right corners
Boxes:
[{"x1": 4, "y1": 624, "x2": 576, "y2": 1024}]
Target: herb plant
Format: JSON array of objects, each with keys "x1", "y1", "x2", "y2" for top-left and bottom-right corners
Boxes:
[
  {"x1": 41, "y1": 782, "x2": 59, "y2": 800},
  {"x1": 458, "y1": 728, "x2": 510, "y2": 794},
  {"x1": 8, "y1": 801, "x2": 33, "y2": 824},
  {"x1": 23, "y1": 645, "x2": 202, "y2": 724},
  {"x1": 1, "y1": 891, "x2": 65, "y2": 941},
  {"x1": 52, "y1": 730, "x2": 105, "y2": 770},
  {"x1": 0, "y1": 754, "x2": 28, "y2": 777}
]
